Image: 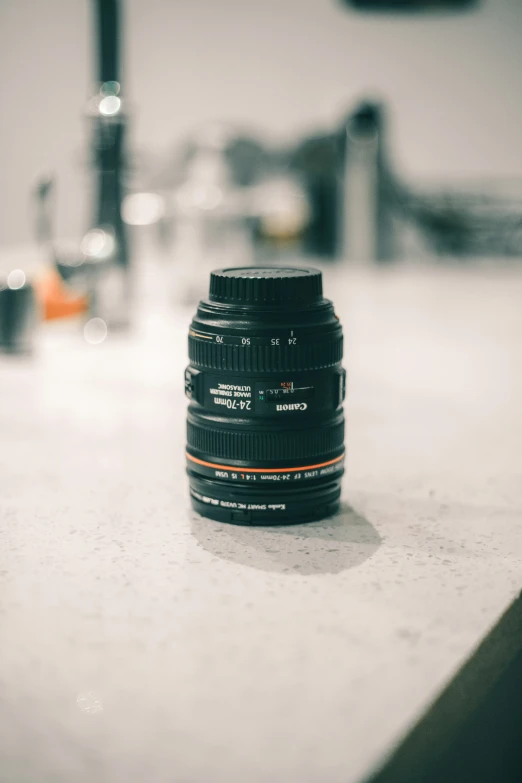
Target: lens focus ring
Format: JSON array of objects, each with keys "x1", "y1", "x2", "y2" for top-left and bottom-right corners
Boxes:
[
  {"x1": 188, "y1": 335, "x2": 343, "y2": 372},
  {"x1": 187, "y1": 416, "x2": 344, "y2": 462}
]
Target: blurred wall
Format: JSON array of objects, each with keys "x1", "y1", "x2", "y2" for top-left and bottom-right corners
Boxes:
[{"x1": 1, "y1": 0, "x2": 521, "y2": 245}]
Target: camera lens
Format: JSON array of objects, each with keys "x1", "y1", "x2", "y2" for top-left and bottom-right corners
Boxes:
[{"x1": 185, "y1": 266, "x2": 346, "y2": 525}]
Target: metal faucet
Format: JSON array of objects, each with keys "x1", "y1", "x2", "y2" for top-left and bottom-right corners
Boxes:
[{"x1": 84, "y1": 0, "x2": 131, "y2": 327}]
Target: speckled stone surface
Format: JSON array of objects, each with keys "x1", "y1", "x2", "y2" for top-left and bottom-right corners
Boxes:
[{"x1": 1, "y1": 265, "x2": 521, "y2": 783}]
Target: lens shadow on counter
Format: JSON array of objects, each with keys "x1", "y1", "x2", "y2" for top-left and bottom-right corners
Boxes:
[{"x1": 190, "y1": 503, "x2": 381, "y2": 576}]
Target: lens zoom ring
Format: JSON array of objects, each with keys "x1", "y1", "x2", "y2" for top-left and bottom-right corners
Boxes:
[
  {"x1": 187, "y1": 419, "x2": 344, "y2": 462},
  {"x1": 189, "y1": 336, "x2": 343, "y2": 372}
]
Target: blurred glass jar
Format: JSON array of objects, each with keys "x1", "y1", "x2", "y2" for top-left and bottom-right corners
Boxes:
[{"x1": 170, "y1": 135, "x2": 256, "y2": 304}]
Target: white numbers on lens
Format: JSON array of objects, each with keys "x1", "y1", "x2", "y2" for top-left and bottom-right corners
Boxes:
[
  {"x1": 241, "y1": 337, "x2": 251, "y2": 345},
  {"x1": 271, "y1": 338, "x2": 280, "y2": 346},
  {"x1": 216, "y1": 335, "x2": 224, "y2": 343},
  {"x1": 214, "y1": 398, "x2": 251, "y2": 410},
  {"x1": 288, "y1": 337, "x2": 297, "y2": 345}
]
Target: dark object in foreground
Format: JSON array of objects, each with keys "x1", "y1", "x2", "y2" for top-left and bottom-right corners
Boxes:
[
  {"x1": 185, "y1": 267, "x2": 346, "y2": 526},
  {"x1": 368, "y1": 595, "x2": 522, "y2": 783},
  {"x1": 0, "y1": 278, "x2": 36, "y2": 355}
]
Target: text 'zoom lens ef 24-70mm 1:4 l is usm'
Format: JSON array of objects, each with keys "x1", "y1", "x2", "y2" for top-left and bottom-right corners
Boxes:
[{"x1": 185, "y1": 266, "x2": 346, "y2": 525}]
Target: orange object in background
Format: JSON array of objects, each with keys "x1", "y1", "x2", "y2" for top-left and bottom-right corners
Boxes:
[{"x1": 35, "y1": 268, "x2": 88, "y2": 321}]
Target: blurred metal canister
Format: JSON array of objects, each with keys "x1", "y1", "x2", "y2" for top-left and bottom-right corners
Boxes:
[
  {"x1": 0, "y1": 269, "x2": 37, "y2": 355},
  {"x1": 341, "y1": 101, "x2": 395, "y2": 263}
]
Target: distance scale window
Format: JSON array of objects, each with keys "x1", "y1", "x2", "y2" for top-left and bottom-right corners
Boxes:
[
  {"x1": 255, "y1": 380, "x2": 317, "y2": 413},
  {"x1": 261, "y1": 383, "x2": 314, "y2": 403},
  {"x1": 190, "y1": 330, "x2": 316, "y2": 346}
]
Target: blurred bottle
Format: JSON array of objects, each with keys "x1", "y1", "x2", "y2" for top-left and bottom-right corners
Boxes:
[
  {"x1": 0, "y1": 270, "x2": 37, "y2": 355},
  {"x1": 340, "y1": 101, "x2": 395, "y2": 263},
  {"x1": 31, "y1": 175, "x2": 89, "y2": 322},
  {"x1": 290, "y1": 132, "x2": 343, "y2": 258},
  {"x1": 290, "y1": 100, "x2": 395, "y2": 263},
  {"x1": 250, "y1": 175, "x2": 311, "y2": 261},
  {"x1": 171, "y1": 127, "x2": 258, "y2": 303}
]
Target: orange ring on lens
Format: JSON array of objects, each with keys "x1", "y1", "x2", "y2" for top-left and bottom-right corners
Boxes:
[{"x1": 186, "y1": 452, "x2": 344, "y2": 473}]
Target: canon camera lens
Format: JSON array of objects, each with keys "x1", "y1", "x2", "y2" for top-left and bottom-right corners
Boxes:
[{"x1": 185, "y1": 267, "x2": 346, "y2": 525}]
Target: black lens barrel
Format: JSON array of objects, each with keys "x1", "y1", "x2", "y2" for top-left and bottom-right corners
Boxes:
[{"x1": 185, "y1": 267, "x2": 346, "y2": 526}]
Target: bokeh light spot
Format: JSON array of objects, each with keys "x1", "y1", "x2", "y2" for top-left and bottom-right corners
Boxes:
[
  {"x1": 81, "y1": 229, "x2": 116, "y2": 261},
  {"x1": 122, "y1": 192, "x2": 165, "y2": 225},
  {"x1": 7, "y1": 269, "x2": 26, "y2": 290},
  {"x1": 99, "y1": 95, "x2": 121, "y2": 116},
  {"x1": 84, "y1": 318, "x2": 108, "y2": 345}
]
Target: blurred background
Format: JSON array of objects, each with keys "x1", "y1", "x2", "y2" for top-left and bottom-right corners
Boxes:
[
  {"x1": 1, "y1": 0, "x2": 522, "y2": 344},
  {"x1": 2, "y1": 0, "x2": 522, "y2": 238},
  {"x1": 2, "y1": 5, "x2": 522, "y2": 782}
]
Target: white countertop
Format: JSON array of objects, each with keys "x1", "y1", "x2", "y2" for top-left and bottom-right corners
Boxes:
[{"x1": 1, "y1": 263, "x2": 521, "y2": 783}]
